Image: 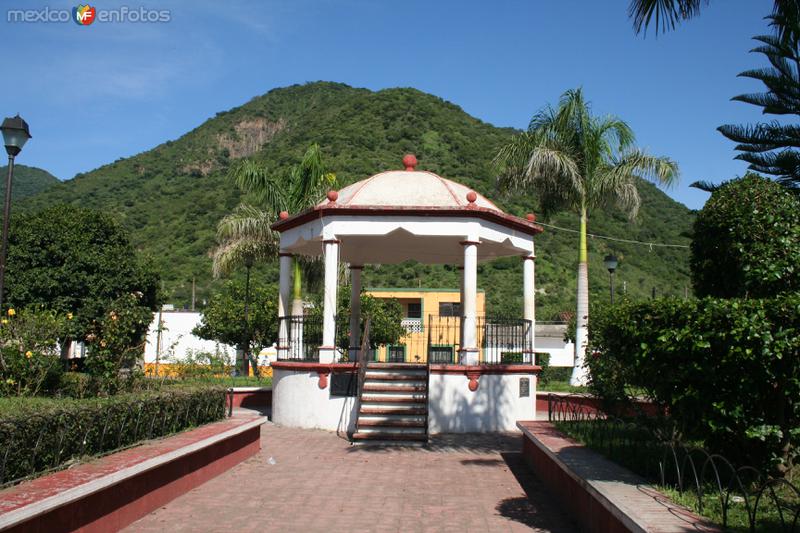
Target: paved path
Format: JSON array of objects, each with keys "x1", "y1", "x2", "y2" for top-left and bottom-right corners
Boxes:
[{"x1": 125, "y1": 423, "x2": 576, "y2": 532}]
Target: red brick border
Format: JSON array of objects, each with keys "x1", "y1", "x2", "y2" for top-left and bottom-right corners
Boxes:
[{"x1": 0, "y1": 416, "x2": 266, "y2": 533}]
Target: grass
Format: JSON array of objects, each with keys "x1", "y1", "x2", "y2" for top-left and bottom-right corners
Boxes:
[
  {"x1": 538, "y1": 379, "x2": 588, "y2": 393},
  {"x1": 150, "y1": 375, "x2": 272, "y2": 388},
  {"x1": 555, "y1": 419, "x2": 799, "y2": 532}
]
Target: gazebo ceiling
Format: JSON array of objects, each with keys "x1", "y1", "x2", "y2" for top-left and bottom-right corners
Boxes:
[{"x1": 273, "y1": 154, "x2": 542, "y2": 264}]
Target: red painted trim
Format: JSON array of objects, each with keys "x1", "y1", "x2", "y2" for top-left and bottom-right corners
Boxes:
[
  {"x1": 429, "y1": 364, "x2": 541, "y2": 375},
  {"x1": 229, "y1": 389, "x2": 272, "y2": 408},
  {"x1": 317, "y1": 370, "x2": 330, "y2": 389},
  {"x1": 278, "y1": 252, "x2": 294, "y2": 257},
  {"x1": 271, "y1": 205, "x2": 543, "y2": 236},
  {"x1": 349, "y1": 265, "x2": 364, "y2": 270},
  {"x1": 322, "y1": 239, "x2": 341, "y2": 245},
  {"x1": 458, "y1": 347, "x2": 480, "y2": 353},
  {"x1": 522, "y1": 255, "x2": 536, "y2": 261},
  {"x1": 466, "y1": 371, "x2": 481, "y2": 391},
  {"x1": 271, "y1": 361, "x2": 358, "y2": 372},
  {"x1": 459, "y1": 240, "x2": 481, "y2": 246}
]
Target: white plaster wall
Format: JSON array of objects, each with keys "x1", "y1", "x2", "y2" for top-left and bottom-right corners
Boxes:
[
  {"x1": 428, "y1": 373, "x2": 537, "y2": 433},
  {"x1": 272, "y1": 369, "x2": 358, "y2": 433},
  {"x1": 536, "y1": 337, "x2": 575, "y2": 367}
]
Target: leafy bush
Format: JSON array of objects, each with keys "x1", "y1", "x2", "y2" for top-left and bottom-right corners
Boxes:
[
  {"x1": 0, "y1": 308, "x2": 68, "y2": 396},
  {"x1": 193, "y1": 279, "x2": 278, "y2": 353},
  {"x1": 536, "y1": 352, "x2": 575, "y2": 387},
  {"x1": 0, "y1": 386, "x2": 227, "y2": 486},
  {"x1": 5, "y1": 205, "x2": 160, "y2": 348},
  {"x1": 588, "y1": 294, "x2": 800, "y2": 474},
  {"x1": 82, "y1": 293, "x2": 155, "y2": 394},
  {"x1": 691, "y1": 174, "x2": 800, "y2": 298},
  {"x1": 166, "y1": 349, "x2": 233, "y2": 380}
]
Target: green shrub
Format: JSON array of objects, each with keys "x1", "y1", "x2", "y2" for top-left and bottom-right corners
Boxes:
[
  {"x1": 56, "y1": 372, "x2": 93, "y2": 399},
  {"x1": 588, "y1": 294, "x2": 800, "y2": 474},
  {"x1": 0, "y1": 386, "x2": 226, "y2": 486},
  {"x1": 691, "y1": 174, "x2": 800, "y2": 298},
  {"x1": 0, "y1": 308, "x2": 67, "y2": 397}
]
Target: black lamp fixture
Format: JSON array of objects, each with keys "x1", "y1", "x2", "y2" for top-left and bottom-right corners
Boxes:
[
  {"x1": 0, "y1": 114, "x2": 32, "y2": 313},
  {"x1": 1, "y1": 115, "x2": 32, "y2": 156},
  {"x1": 603, "y1": 254, "x2": 619, "y2": 304}
]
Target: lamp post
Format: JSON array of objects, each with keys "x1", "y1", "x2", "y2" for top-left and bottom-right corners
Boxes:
[
  {"x1": 603, "y1": 254, "x2": 618, "y2": 305},
  {"x1": 242, "y1": 255, "x2": 253, "y2": 377},
  {"x1": 0, "y1": 115, "x2": 31, "y2": 313}
]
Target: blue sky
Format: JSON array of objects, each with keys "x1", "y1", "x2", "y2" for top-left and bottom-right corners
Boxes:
[{"x1": 1, "y1": 0, "x2": 776, "y2": 209}]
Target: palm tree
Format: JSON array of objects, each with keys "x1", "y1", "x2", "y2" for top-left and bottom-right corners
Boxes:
[
  {"x1": 628, "y1": 0, "x2": 799, "y2": 40},
  {"x1": 213, "y1": 145, "x2": 335, "y2": 374},
  {"x1": 214, "y1": 144, "x2": 336, "y2": 314},
  {"x1": 495, "y1": 88, "x2": 678, "y2": 385}
]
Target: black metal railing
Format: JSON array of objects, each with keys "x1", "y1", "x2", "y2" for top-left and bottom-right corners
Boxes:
[
  {"x1": 275, "y1": 313, "x2": 533, "y2": 365},
  {"x1": 548, "y1": 394, "x2": 800, "y2": 532},
  {"x1": 277, "y1": 314, "x2": 324, "y2": 361}
]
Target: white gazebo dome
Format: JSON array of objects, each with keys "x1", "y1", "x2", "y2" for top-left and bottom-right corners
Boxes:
[
  {"x1": 275, "y1": 154, "x2": 541, "y2": 265},
  {"x1": 321, "y1": 169, "x2": 499, "y2": 211}
]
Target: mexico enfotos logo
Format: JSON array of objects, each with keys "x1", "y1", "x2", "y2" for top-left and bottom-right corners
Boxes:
[{"x1": 7, "y1": 5, "x2": 171, "y2": 24}]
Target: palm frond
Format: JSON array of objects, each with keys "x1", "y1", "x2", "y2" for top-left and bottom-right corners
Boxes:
[
  {"x1": 690, "y1": 180, "x2": 721, "y2": 192},
  {"x1": 628, "y1": 0, "x2": 708, "y2": 35},
  {"x1": 211, "y1": 237, "x2": 278, "y2": 278},
  {"x1": 227, "y1": 159, "x2": 287, "y2": 212},
  {"x1": 216, "y1": 204, "x2": 279, "y2": 242}
]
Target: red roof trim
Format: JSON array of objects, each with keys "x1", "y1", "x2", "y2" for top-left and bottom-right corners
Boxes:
[{"x1": 272, "y1": 205, "x2": 543, "y2": 236}]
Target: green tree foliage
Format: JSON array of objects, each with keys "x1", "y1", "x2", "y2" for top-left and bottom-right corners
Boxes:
[
  {"x1": 20, "y1": 83, "x2": 694, "y2": 316},
  {"x1": 588, "y1": 295, "x2": 800, "y2": 474},
  {"x1": 628, "y1": 0, "x2": 797, "y2": 39},
  {"x1": 0, "y1": 164, "x2": 59, "y2": 204},
  {"x1": 5, "y1": 205, "x2": 160, "y2": 349},
  {"x1": 495, "y1": 88, "x2": 678, "y2": 384},
  {"x1": 310, "y1": 290, "x2": 405, "y2": 352},
  {"x1": 193, "y1": 279, "x2": 279, "y2": 353},
  {"x1": 691, "y1": 174, "x2": 800, "y2": 298},
  {"x1": 718, "y1": 16, "x2": 800, "y2": 189}
]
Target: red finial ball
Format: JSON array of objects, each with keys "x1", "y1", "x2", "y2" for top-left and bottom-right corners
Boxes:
[
  {"x1": 526, "y1": 213, "x2": 536, "y2": 222},
  {"x1": 466, "y1": 191, "x2": 477, "y2": 204},
  {"x1": 279, "y1": 210, "x2": 289, "y2": 220},
  {"x1": 327, "y1": 190, "x2": 339, "y2": 203},
  {"x1": 403, "y1": 154, "x2": 417, "y2": 171}
]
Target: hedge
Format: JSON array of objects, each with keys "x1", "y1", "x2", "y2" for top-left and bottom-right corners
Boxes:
[
  {"x1": 587, "y1": 293, "x2": 800, "y2": 474},
  {"x1": 0, "y1": 387, "x2": 227, "y2": 486}
]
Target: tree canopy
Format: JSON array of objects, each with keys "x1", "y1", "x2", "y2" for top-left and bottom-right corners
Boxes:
[
  {"x1": 690, "y1": 173, "x2": 800, "y2": 298},
  {"x1": 193, "y1": 279, "x2": 279, "y2": 353},
  {"x1": 5, "y1": 204, "x2": 160, "y2": 343}
]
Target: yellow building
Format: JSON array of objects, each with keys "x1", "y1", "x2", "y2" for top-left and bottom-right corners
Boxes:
[{"x1": 365, "y1": 287, "x2": 485, "y2": 364}]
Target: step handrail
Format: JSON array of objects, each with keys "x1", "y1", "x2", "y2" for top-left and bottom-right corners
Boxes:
[{"x1": 353, "y1": 317, "x2": 371, "y2": 436}]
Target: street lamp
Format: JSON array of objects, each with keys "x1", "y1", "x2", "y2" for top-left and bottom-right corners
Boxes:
[
  {"x1": 0, "y1": 115, "x2": 31, "y2": 312},
  {"x1": 603, "y1": 254, "x2": 618, "y2": 305}
]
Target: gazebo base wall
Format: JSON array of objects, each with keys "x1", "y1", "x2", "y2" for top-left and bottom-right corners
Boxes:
[
  {"x1": 428, "y1": 366, "x2": 539, "y2": 433},
  {"x1": 272, "y1": 366, "x2": 358, "y2": 432}
]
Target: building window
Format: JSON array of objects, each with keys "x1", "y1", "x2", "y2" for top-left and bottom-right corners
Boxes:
[
  {"x1": 388, "y1": 345, "x2": 405, "y2": 363},
  {"x1": 407, "y1": 301, "x2": 422, "y2": 319},
  {"x1": 439, "y1": 302, "x2": 461, "y2": 317},
  {"x1": 429, "y1": 345, "x2": 454, "y2": 364}
]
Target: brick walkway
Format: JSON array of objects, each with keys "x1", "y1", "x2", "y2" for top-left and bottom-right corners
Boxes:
[{"x1": 125, "y1": 422, "x2": 576, "y2": 532}]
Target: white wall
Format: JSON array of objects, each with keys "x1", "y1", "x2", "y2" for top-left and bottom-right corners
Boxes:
[
  {"x1": 428, "y1": 372, "x2": 537, "y2": 433},
  {"x1": 272, "y1": 369, "x2": 358, "y2": 433},
  {"x1": 143, "y1": 311, "x2": 236, "y2": 364},
  {"x1": 535, "y1": 324, "x2": 574, "y2": 367}
]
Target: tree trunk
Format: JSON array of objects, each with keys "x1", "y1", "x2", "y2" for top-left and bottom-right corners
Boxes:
[{"x1": 570, "y1": 207, "x2": 590, "y2": 386}]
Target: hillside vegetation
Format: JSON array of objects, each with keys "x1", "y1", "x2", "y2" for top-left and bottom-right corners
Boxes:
[
  {"x1": 22, "y1": 82, "x2": 693, "y2": 318},
  {"x1": 0, "y1": 164, "x2": 59, "y2": 203}
]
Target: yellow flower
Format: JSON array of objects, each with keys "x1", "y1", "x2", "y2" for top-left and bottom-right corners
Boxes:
[
  {"x1": 7, "y1": 308, "x2": 15, "y2": 316},
  {"x1": 100, "y1": 340, "x2": 107, "y2": 348},
  {"x1": 5, "y1": 378, "x2": 14, "y2": 385},
  {"x1": 25, "y1": 351, "x2": 32, "y2": 358},
  {"x1": 67, "y1": 312, "x2": 73, "y2": 320},
  {"x1": 1, "y1": 319, "x2": 7, "y2": 325}
]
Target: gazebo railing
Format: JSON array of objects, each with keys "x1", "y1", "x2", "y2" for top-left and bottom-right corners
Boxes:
[
  {"x1": 275, "y1": 314, "x2": 533, "y2": 364},
  {"x1": 277, "y1": 315, "x2": 323, "y2": 362}
]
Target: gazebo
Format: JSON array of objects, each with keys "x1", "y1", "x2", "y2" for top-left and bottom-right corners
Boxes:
[{"x1": 270, "y1": 155, "x2": 544, "y2": 439}]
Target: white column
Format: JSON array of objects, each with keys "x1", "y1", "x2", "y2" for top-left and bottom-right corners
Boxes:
[
  {"x1": 349, "y1": 265, "x2": 363, "y2": 360},
  {"x1": 523, "y1": 252, "x2": 536, "y2": 364},
  {"x1": 320, "y1": 239, "x2": 340, "y2": 363},
  {"x1": 458, "y1": 266, "x2": 465, "y2": 351},
  {"x1": 277, "y1": 252, "x2": 293, "y2": 359},
  {"x1": 460, "y1": 240, "x2": 479, "y2": 365}
]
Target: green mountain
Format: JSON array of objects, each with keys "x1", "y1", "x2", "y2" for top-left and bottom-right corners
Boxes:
[
  {"x1": 0, "y1": 164, "x2": 59, "y2": 203},
  {"x1": 22, "y1": 82, "x2": 694, "y2": 318}
]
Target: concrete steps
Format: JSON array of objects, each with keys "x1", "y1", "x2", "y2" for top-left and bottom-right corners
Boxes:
[{"x1": 352, "y1": 363, "x2": 428, "y2": 445}]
